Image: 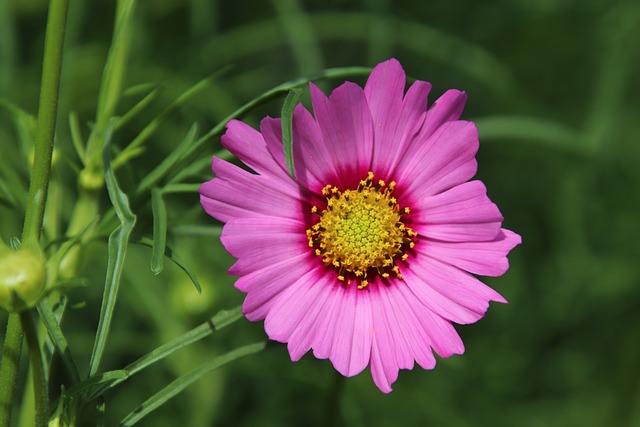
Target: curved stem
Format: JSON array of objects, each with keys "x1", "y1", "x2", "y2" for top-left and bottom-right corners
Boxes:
[{"x1": 0, "y1": 314, "x2": 24, "y2": 427}]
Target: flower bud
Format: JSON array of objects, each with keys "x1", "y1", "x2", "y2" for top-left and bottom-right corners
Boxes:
[{"x1": 0, "y1": 248, "x2": 47, "y2": 312}]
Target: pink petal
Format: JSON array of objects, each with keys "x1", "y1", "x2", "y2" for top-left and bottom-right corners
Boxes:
[
  {"x1": 264, "y1": 265, "x2": 328, "y2": 342},
  {"x1": 370, "y1": 332, "x2": 396, "y2": 393},
  {"x1": 292, "y1": 104, "x2": 342, "y2": 191},
  {"x1": 367, "y1": 280, "x2": 464, "y2": 392},
  {"x1": 199, "y1": 158, "x2": 303, "y2": 223},
  {"x1": 220, "y1": 119, "x2": 290, "y2": 181},
  {"x1": 418, "y1": 229, "x2": 521, "y2": 276},
  {"x1": 411, "y1": 180, "x2": 503, "y2": 243},
  {"x1": 377, "y1": 79, "x2": 432, "y2": 179},
  {"x1": 310, "y1": 82, "x2": 374, "y2": 189},
  {"x1": 364, "y1": 59, "x2": 406, "y2": 175},
  {"x1": 287, "y1": 273, "x2": 336, "y2": 361},
  {"x1": 418, "y1": 89, "x2": 467, "y2": 140},
  {"x1": 378, "y1": 283, "x2": 437, "y2": 370},
  {"x1": 348, "y1": 288, "x2": 374, "y2": 375},
  {"x1": 402, "y1": 254, "x2": 507, "y2": 325},
  {"x1": 238, "y1": 254, "x2": 315, "y2": 321},
  {"x1": 387, "y1": 89, "x2": 467, "y2": 178},
  {"x1": 260, "y1": 112, "x2": 328, "y2": 193},
  {"x1": 328, "y1": 284, "x2": 373, "y2": 377},
  {"x1": 311, "y1": 281, "x2": 345, "y2": 360},
  {"x1": 221, "y1": 217, "x2": 307, "y2": 276},
  {"x1": 396, "y1": 121, "x2": 479, "y2": 199},
  {"x1": 410, "y1": 298, "x2": 465, "y2": 358},
  {"x1": 373, "y1": 285, "x2": 415, "y2": 371},
  {"x1": 369, "y1": 315, "x2": 399, "y2": 393},
  {"x1": 329, "y1": 286, "x2": 357, "y2": 375}
]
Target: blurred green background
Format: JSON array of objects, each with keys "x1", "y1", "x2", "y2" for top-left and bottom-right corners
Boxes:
[{"x1": 1, "y1": 0, "x2": 639, "y2": 426}]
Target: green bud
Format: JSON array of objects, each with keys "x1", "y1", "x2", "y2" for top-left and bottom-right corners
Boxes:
[
  {"x1": 0, "y1": 248, "x2": 47, "y2": 312},
  {"x1": 78, "y1": 168, "x2": 104, "y2": 191}
]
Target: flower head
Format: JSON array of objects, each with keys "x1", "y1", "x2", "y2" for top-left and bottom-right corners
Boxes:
[{"x1": 199, "y1": 59, "x2": 521, "y2": 392}]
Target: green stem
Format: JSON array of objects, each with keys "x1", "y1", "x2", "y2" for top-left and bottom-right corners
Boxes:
[
  {"x1": 323, "y1": 371, "x2": 346, "y2": 427},
  {"x1": 0, "y1": 1, "x2": 69, "y2": 426},
  {"x1": 22, "y1": 0, "x2": 69, "y2": 245},
  {"x1": 61, "y1": 0, "x2": 135, "y2": 277},
  {"x1": 20, "y1": 311, "x2": 49, "y2": 427},
  {"x1": 0, "y1": 314, "x2": 24, "y2": 427}
]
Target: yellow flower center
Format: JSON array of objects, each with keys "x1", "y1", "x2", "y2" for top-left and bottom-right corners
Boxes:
[{"x1": 306, "y1": 172, "x2": 416, "y2": 288}]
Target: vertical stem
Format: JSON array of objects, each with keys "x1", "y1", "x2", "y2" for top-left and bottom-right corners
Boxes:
[
  {"x1": 0, "y1": 1, "x2": 69, "y2": 427},
  {"x1": 323, "y1": 372, "x2": 346, "y2": 427},
  {"x1": 22, "y1": 0, "x2": 70, "y2": 245},
  {"x1": 60, "y1": 0, "x2": 136, "y2": 278},
  {"x1": 0, "y1": 315, "x2": 24, "y2": 427},
  {"x1": 20, "y1": 312, "x2": 48, "y2": 427}
]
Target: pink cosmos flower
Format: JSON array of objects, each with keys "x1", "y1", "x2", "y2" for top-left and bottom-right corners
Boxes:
[{"x1": 199, "y1": 58, "x2": 521, "y2": 392}]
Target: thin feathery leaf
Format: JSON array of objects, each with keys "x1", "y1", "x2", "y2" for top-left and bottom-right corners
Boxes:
[
  {"x1": 135, "y1": 122, "x2": 199, "y2": 195},
  {"x1": 113, "y1": 74, "x2": 215, "y2": 169},
  {"x1": 37, "y1": 298, "x2": 81, "y2": 383},
  {"x1": 132, "y1": 237, "x2": 202, "y2": 293},
  {"x1": 88, "y1": 123, "x2": 137, "y2": 377},
  {"x1": 161, "y1": 183, "x2": 201, "y2": 194},
  {"x1": 123, "y1": 305, "x2": 243, "y2": 377},
  {"x1": 63, "y1": 306, "x2": 242, "y2": 399},
  {"x1": 118, "y1": 342, "x2": 266, "y2": 426},
  {"x1": 64, "y1": 370, "x2": 129, "y2": 400},
  {"x1": 68, "y1": 111, "x2": 86, "y2": 165},
  {"x1": 281, "y1": 87, "x2": 302, "y2": 179},
  {"x1": 147, "y1": 66, "x2": 371, "y2": 189},
  {"x1": 475, "y1": 116, "x2": 589, "y2": 154},
  {"x1": 115, "y1": 86, "x2": 159, "y2": 131},
  {"x1": 150, "y1": 188, "x2": 167, "y2": 274}
]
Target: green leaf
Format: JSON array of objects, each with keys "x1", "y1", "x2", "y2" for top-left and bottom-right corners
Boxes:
[
  {"x1": 122, "y1": 82, "x2": 159, "y2": 98},
  {"x1": 88, "y1": 122, "x2": 137, "y2": 377},
  {"x1": 281, "y1": 87, "x2": 302, "y2": 179},
  {"x1": 135, "y1": 122, "x2": 199, "y2": 195},
  {"x1": 84, "y1": 0, "x2": 136, "y2": 167},
  {"x1": 37, "y1": 298, "x2": 81, "y2": 383},
  {"x1": 118, "y1": 342, "x2": 266, "y2": 426},
  {"x1": 0, "y1": 176, "x2": 17, "y2": 209},
  {"x1": 168, "y1": 224, "x2": 223, "y2": 238},
  {"x1": 68, "y1": 111, "x2": 86, "y2": 165},
  {"x1": 160, "y1": 183, "x2": 201, "y2": 194},
  {"x1": 150, "y1": 188, "x2": 167, "y2": 275},
  {"x1": 114, "y1": 86, "x2": 159, "y2": 132},
  {"x1": 123, "y1": 305, "x2": 243, "y2": 377},
  {"x1": 63, "y1": 306, "x2": 242, "y2": 400},
  {"x1": 474, "y1": 116, "x2": 589, "y2": 154},
  {"x1": 96, "y1": 397, "x2": 106, "y2": 427},
  {"x1": 64, "y1": 370, "x2": 129, "y2": 400},
  {"x1": 132, "y1": 237, "x2": 202, "y2": 293},
  {"x1": 198, "y1": 65, "x2": 371, "y2": 148},
  {"x1": 154, "y1": 66, "x2": 372, "y2": 188},
  {"x1": 112, "y1": 75, "x2": 213, "y2": 169},
  {"x1": 166, "y1": 156, "x2": 212, "y2": 186}
]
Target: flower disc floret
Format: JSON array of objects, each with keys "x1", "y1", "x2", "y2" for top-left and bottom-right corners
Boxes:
[{"x1": 306, "y1": 172, "x2": 416, "y2": 288}]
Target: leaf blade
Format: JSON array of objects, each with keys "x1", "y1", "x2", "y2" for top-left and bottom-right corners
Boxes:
[
  {"x1": 150, "y1": 188, "x2": 167, "y2": 274},
  {"x1": 281, "y1": 87, "x2": 302, "y2": 179},
  {"x1": 118, "y1": 342, "x2": 266, "y2": 426},
  {"x1": 132, "y1": 237, "x2": 202, "y2": 293},
  {"x1": 88, "y1": 123, "x2": 137, "y2": 377}
]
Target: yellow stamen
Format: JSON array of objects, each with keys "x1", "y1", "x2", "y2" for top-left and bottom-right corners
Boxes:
[{"x1": 307, "y1": 172, "x2": 415, "y2": 288}]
